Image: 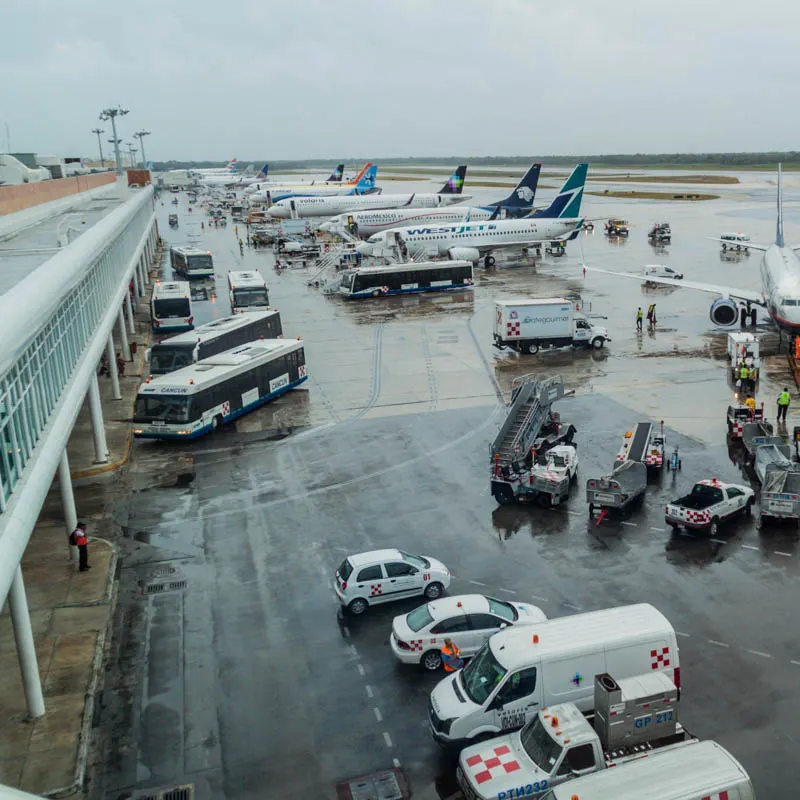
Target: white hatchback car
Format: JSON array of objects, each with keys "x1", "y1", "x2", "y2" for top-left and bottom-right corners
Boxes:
[
  {"x1": 390, "y1": 594, "x2": 547, "y2": 671},
  {"x1": 334, "y1": 549, "x2": 451, "y2": 616}
]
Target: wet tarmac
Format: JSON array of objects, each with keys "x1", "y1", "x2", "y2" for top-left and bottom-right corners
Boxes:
[{"x1": 91, "y1": 175, "x2": 800, "y2": 799}]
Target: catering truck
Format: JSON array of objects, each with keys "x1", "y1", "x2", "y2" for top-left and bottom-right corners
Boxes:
[
  {"x1": 493, "y1": 298, "x2": 610, "y2": 355},
  {"x1": 457, "y1": 671, "x2": 694, "y2": 800}
]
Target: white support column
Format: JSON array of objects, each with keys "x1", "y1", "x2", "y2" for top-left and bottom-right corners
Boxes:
[
  {"x1": 9, "y1": 566, "x2": 45, "y2": 719},
  {"x1": 132, "y1": 263, "x2": 141, "y2": 299},
  {"x1": 124, "y1": 289, "x2": 136, "y2": 335},
  {"x1": 106, "y1": 333, "x2": 121, "y2": 400},
  {"x1": 142, "y1": 251, "x2": 151, "y2": 285},
  {"x1": 58, "y1": 450, "x2": 77, "y2": 534},
  {"x1": 117, "y1": 308, "x2": 131, "y2": 361},
  {"x1": 88, "y1": 374, "x2": 109, "y2": 463}
]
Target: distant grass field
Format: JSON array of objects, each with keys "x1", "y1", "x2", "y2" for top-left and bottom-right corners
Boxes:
[{"x1": 586, "y1": 190, "x2": 719, "y2": 201}]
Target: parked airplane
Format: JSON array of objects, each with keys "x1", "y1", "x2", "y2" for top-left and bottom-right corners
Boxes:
[
  {"x1": 356, "y1": 164, "x2": 587, "y2": 267},
  {"x1": 250, "y1": 163, "x2": 379, "y2": 203},
  {"x1": 587, "y1": 165, "x2": 800, "y2": 331},
  {"x1": 189, "y1": 159, "x2": 238, "y2": 176},
  {"x1": 267, "y1": 166, "x2": 469, "y2": 219},
  {"x1": 199, "y1": 164, "x2": 269, "y2": 188},
  {"x1": 244, "y1": 163, "x2": 345, "y2": 195},
  {"x1": 319, "y1": 164, "x2": 541, "y2": 237}
]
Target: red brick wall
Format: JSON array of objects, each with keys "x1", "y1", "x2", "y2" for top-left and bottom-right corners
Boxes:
[{"x1": 0, "y1": 172, "x2": 116, "y2": 216}]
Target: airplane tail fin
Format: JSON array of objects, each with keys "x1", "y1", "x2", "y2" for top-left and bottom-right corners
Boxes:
[
  {"x1": 242, "y1": 164, "x2": 254, "y2": 177},
  {"x1": 327, "y1": 163, "x2": 345, "y2": 182},
  {"x1": 348, "y1": 162, "x2": 371, "y2": 185},
  {"x1": 226, "y1": 158, "x2": 238, "y2": 172},
  {"x1": 439, "y1": 165, "x2": 467, "y2": 194},
  {"x1": 777, "y1": 163, "x2": 785, "y2": 247},
  {"x1": 530, "y1": 163, "x2": 588, "y2": 218},
  {"x1": 355, "y1": 164, "x2": 378, "y2": 193},
  {"x1": 495, "y1": 163, "x2": 541, "y2": 209},
  {"x1": 255, "y1": 164, "x2": 269, "y2": 180}
]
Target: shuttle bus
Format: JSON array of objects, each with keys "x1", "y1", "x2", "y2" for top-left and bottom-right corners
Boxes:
[
  {"x1": 148, "y1": 310, "x2": 283, "y2": 375},
  {"x1": 227, "y1": 270, "x2": 270, "y2": 313},
  {"x1": 170, "y1": 246, "x2": 215, "y2": 279},
  {"x1": 150, "y1": 281, "x2": 194, "y2": 332},
  {"x1": 133, "y1": 340, "x2": 307, "y2": 440},
  {"x1": 334, "y1": 260, "x2": 473, "y2": 299}
]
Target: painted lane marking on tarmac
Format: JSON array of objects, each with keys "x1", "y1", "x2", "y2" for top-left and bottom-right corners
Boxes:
[
  {"x1": 531, "y1": 593, "x2": 548, "y2": 602},
  {"x1": 676, "y1": 631, "x2": 691, "y2": 638},
  {"x1": 342, "y1": 626, "x2": 350, "y2": 638},
  {"x1": 708, "y1": 640, "x2": 730, "y2": 648},
  {"x1": 374, "y1": 707, "x2": 383, "y2": 722},
  {"x1": 349, "y1": 645, "x2": 359, "y2": 657},
  {"x1": 383, "y1": 732, "x2": 393, "y2": 748},
  {"x1": 469, "y1": 579, "x2": 487, "y2": 587},
  {"x1": 775, "y1": 551, "x2": 793, "y2": 557},
  {"x1": 497, "y1": 587, "x2": 517, "y2": 595},
  {"x1": 393, "y1": 758, "x2": 401, "y2": 768},
  {"x1": 741, "y1": 545, "x2": 759, "y2": 550},
  {"x1": 650, "y1": 526, "x2": 666, "y2": 532},
  {"x1": 365, "y1": 685, "x2": 373, "y2": 698},
  {"x1": 710, "y1": 538, "x2": 727, "y2": 544},
  {"x1": 746, "y1": 649, "x2": 773, "y2": 659},
  {"x1": 620, "y1": 521, "x2": 637, "y2": 527},
  {"x1": 791, "y1": 660, "x2": 800, "y2": 667},
  {"x1": 357, "y1": 664, "x2": 365, "y2": 677}
]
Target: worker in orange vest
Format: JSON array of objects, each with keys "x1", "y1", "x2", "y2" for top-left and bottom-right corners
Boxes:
[
  {"x1": 441, "y1": 638, "x2": 463, "y2": 672},
  {"x1": 69, "y1": 522, "x2": 90, "y2": 572}
]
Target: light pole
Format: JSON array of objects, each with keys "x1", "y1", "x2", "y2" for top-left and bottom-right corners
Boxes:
[
  {"x1": 128, "y1": 145, "x2": 138, "y2": 168},
  {"x1": 98, "y1": 106, "x2": 129, "y2": 176},
  {"x1": 134, "y1": 130, "x2": 150, "y2": 167},
  {"x1": 91, "y1": 128, "x2": 105, "y2": 167}
]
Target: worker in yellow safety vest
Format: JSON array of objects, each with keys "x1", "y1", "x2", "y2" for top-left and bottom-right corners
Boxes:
[{"x1": 777, "y1": 388, "x2": 791, "y2": 423}]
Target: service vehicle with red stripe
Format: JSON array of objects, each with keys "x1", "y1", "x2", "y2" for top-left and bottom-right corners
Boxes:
[
  {"x1": 458, "y1": 670, "x2": 694, "y2": 800},
  {"x1": 665, "y1": 479, "x2": 754, "y2": 536},
  {"x1": 492, "y1": 445, "x2": 579, "y2": 508},
  {"x1": 334, "y1": 549, "x2": 451, "y2": 616},
  {"x1": 429, "y1": 604, "x2": 680, "y2": 746},
  {"x1": 391, "y1": 595, "x2": 547, "y2": 671}
]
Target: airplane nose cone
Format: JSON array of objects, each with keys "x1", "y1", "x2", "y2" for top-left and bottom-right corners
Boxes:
[
  {"x1": 267, "y1": 205, "x2": 283, "y2": 218},
  {"x1": 355, "y1": 242, "x2": 372, "y2": 255}
]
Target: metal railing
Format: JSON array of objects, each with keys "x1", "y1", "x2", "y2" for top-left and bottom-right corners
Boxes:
[{"x1": 0, "y1": 186, "x2": 154, "y2": 511}]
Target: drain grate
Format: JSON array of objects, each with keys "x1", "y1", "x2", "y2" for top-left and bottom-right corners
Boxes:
[
  {"x1": 131, "y1": 784, "x2": 194, "y2": 800},
  {"x1": 152, "y1": 565, "x2": 178, "y2": 578},
  {"x1": 143, "y1": 579, "x2": 188, "y2": 595}
]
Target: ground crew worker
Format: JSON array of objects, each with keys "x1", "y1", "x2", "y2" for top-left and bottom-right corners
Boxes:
[
  {"x1": 441, "y1": 638, "x2": 463, "y2": 672},
  {"x1": 69, "y1": 522, "x2": 90, "y2": 572},
  {"x1": 636, "y1": 307, "x2": 643, "y2": 331},
  {"x1": 745, "y1": 395, "x2": 757, "y2": 412},
  {"x1": 739, "y1": 363, "x2": 749, "y2": 391},
  {"x1": 778, "y1": 388, "x2": 791, "y2": 422}
]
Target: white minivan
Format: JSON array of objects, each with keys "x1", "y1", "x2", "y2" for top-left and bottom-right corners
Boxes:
[
  {"x1": 537, "y1": 739, "x2": 754, "y2": 800},
  {"x1": 428, "y1": 603, "x2": 679, "y2": 744}
]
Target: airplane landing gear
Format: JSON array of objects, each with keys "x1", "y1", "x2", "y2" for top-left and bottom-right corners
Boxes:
[{"x1": 484, "y1": 255, "x2": 496, "y2": 268}]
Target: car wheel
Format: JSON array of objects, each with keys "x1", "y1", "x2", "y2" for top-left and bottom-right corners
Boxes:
[
  {"x1": 591, "y1": 337, "x2": 604, "y2": 349},
  {"x1": 348, "y1": 597, "x2": 368, "y2": 616},
  {"x1": 421, "y1": 650, "x2": 443, "y2": 671},
  {"x1": 536, "y1": 493, "x2": 551, "y2": 508},
  {"x1": 745, "y1": 498, "x2": 754, "y2": 516},
  {"x1": 709, "y1": 518, "x2": 720, "y2": 537},
  {"x1": 424, "y1": 581, "x2": 443, "y2": 600},
  {"x1": 526, "y1": 342, "x2": 539, "y2": 355}
]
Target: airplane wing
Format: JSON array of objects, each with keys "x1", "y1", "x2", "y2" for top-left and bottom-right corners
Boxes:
[
  {"x1": 585, "y1": 266, "x2": 764, "y2": 305},
  {"x1": 707, "y1": 237, "x2": 767, "y2": 252}
]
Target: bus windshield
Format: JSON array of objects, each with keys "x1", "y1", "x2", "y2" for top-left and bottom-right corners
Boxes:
[
  {"x1": 339, "y1": 272, "x2": 355, "y2": 291},
  {"x1": 150, "y1": 345, "x2": 194, "y2": 374},
  {"x1": 187, "y1": 255, "x2": 213, "y2": 273},
  {"x1": 234, "y1": 288, "x2": 269, "y2": 307},
  {"x1": 154, "y1": 298, "x2": 190, "y2": 318},
  {"x1": 134, "y1": 395, "x2": 191, "y2": 423}
]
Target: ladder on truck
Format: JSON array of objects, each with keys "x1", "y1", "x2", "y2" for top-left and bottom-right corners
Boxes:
[
  {"x1": 307, "y1": 245, "x2": 347, "y2": 285},
  {"x1": 622, "y1": 422, "x2": 653, "y2": 463},
  {"x1": 490, "y1": 375, "x2": 568, "y2": 465}
]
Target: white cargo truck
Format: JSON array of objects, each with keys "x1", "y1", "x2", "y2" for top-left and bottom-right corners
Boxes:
[{"x1": 493, "y1": 298, "x2": 610, "y2": 355}]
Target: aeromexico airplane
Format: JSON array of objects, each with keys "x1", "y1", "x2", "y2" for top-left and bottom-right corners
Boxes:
[
  {"x1": 589, "y1": 165, "x2": 800, "y2": 331},
  {"x1": 357, "y1": 164, "x2": 587, "y2": 267},
  {"x1": 267, "y1": 166, "x2": 469, "y2": 219},
  {"x1": 319, "y1": 164, "x2": 542, "y2": 236},
  {"x1": 249, "y1": 163, "x2": 380, "y2": 203}
]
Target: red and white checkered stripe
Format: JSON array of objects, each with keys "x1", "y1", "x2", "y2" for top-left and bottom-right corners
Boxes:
[
  {"x1": 221, "y1": 401, "x2": 231, "y2": 416},
  {"x1": 506, "y1": 321, "x2": 521, "y2": 337},
  {"x1": 731, "y1": 421, "x2": 744, "y2": 438},
  {"x1": 298, "y1": 364, "x2": 307, "y2": 378},
  {"x1": 407, "y1": 640, "x2": 424, "y2": 652},
  {"x1": 701, "y1": 793, "x2": 729, "y2": 800},
  {"x1": 465, "y1": 744, "x2": 521, "y2": 785},
  {"x1": 370, "y1": 584, "x2": 382, "y2": 596},
  {"x1": 684, "y1": 508, "x2": 711, "y2": 524},
  {"x1": 651, "y1": 646, "x2": 671, "y2": 669},
  {"x1": 645, "y1": 454, "x2": 662, "y2": 465}
]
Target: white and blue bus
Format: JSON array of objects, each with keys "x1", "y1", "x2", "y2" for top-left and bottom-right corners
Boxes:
[
  {"x1": 334, "y1": 260, "x2": 473, "y2": 298},
  {"x1": 227, "y1": 270, "x2": 270, "y2": 313},
  {"x1": 150, "y1": 281, "x2": 194, "y2": 332},
  {"x1": 133, "y1": 340, "x2": 307, "y2": 440},
  {"x1": 148, "y1": 310, "x2": 283, "y2": 375},
  {"x1": 170, "y1": 246, "x2": 215, "y2": 279}
]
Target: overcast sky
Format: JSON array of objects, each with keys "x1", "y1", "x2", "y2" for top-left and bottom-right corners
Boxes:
[{"x1": 2, "y1": 0, "x2": 799, "y2": 162}]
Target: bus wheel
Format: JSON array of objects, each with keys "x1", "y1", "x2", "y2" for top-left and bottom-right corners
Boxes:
[
  {"x1": 372, "y1": 289, "x2": 381, "y2": 297},
  {"x1": 211, "y1": 415, "x2": 223, "y2": 432}
]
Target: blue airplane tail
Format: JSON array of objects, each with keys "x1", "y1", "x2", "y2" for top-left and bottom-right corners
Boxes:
[
  {"x1": 355, "y1": 165, "x2": 378, "y2": 194},
  {"x1": 327, "y1": 164, "x2": 345, "y2": 182},
  {"x1": 495, "y1": 163, "x2": 541, "y2": 210},
  {"x1": 255, "y1": 164, "x2": 269, "y2": 180},
  {"x1": 529, "y1": 163, "x2": 588, "y2": 219},
  {"x1": 439, "y1": 165, "x2": 467, "y2": 194}
]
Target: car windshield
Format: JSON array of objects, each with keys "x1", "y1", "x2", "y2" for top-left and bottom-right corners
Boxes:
[
  {"x1": 399, "y1": 551, "x2": 429, "y2": 569},
  {"x1": 406, "y1": 604, "x2": 434, "y2": 632},
  {"x1": 487, "y1": 598, "x2": 517, "y2": 622},
  {"x1": 461, "y1": 643, "x2": 507, "y2": 705},
  {"x1": 520, "y1": 714, "x2": 563, "y2": 771},
  {"x1": 338, "y1": 559, "x2": 353, "y2": 581},
  {"x1": 133, "y1": 395, "x2": 190, "y2": 423}
]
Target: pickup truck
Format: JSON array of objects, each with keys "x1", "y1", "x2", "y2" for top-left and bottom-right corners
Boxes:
[
  {"x1": 457, "y1": 673, "x2": 695, "y2": 800},
  {"x1": 665, "y1": 479, "x2": 754, "y2": 535}
]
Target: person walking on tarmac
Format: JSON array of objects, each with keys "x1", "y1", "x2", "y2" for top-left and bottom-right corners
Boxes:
[
  {"x1": 441, "y1": 638, "x2": 464, "y2": 672},
  {"x1": 636, "y1": 307, "x2": 643, "y2": 332},
  {"x1": 777, "y1": 387, "x2": 791, "y2": 423},
  {"x1": 738, "y1": 362, "x2": 749, "y2": 394},
  {"x1": 239, "y1": 238, "x2": 244, "y2": 256},
  {"x1": 69, "y1": 522, "x2": 90, "y2": 571}
]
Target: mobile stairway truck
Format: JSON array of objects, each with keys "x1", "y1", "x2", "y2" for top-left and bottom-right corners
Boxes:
[{"x1": 490, "y1": 375, "x2": 577, "y2": 506}]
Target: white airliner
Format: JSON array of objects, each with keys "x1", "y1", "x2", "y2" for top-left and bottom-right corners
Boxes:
[
  {"x1": 189, "y1": 159, "x2": 238, "y2": 176},
  {"x1": 319, "y1": 164, "x2": 542, "y2": 237},
  {"x1": 588, "y1": 165, "x2": 800, "y2": 331},
  {"x1": 249, "y1": 163, "x2": 378, "y2": 203},
  {"x1": 356, "y1": 164, "x2": 587, "y2": 268},
  {"x1": 267, "y1": 166, "x2": 468, "y2": 218},
  {"x1": 199, "y1": 164, "x2": 269, "y2": 188},
  {"x1": 244, "y1": 164, "x2": 344, "y2": 195}
]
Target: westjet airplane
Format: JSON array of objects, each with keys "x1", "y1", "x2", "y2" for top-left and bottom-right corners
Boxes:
[
  {"x1": 588, "y1": 165, "x2": 800, "y2": 331},
  {"x1": 357, "y1": 164, "x2": 587, "y2": 267},
  {"x1": 250, "y1": 163, "x2": 379, "y2": 203},
  {"x1": 267, "y1": 166, "x2": 469, "y2": 219},
  {"x1": 319, "y1": 164, "x2": 541, "y2": 237}
]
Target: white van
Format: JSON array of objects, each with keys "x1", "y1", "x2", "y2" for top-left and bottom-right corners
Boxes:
[
  {"x1": 428, "y1": 603, "x2": 679, "y2": 744},
  {"x1": 537, "y1": 739, "x2": 754, "y2": 800}
]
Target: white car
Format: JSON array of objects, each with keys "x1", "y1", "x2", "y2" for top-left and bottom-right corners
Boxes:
[
  {"x1": 334, "y1": 549, "x2": 451, "y2": 616},
  {"x1": 391, "y1": 594, "x2": 547, "y2": 671},
  {"x1": 642, "y1": 264, "x2": 683, "y2": 280}
]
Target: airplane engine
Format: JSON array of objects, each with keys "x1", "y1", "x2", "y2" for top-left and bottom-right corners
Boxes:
[
  {"x1": 447, "y1": 247, "x2": 480, "y2": 264},
  {"x1": 709, "y1": 297, "x2": 739, "y2": 326}
]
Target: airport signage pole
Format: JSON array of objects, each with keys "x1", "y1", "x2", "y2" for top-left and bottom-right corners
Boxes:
[
  {"x1": 98, "y1": 106, "x2": 129, "y2": 177},
  {"x1": 134, "y1": 130, "x2": 150, "y2": 168},
  {"x1": 92, "y1": 127, "x2": 105, "y2": 168}
]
